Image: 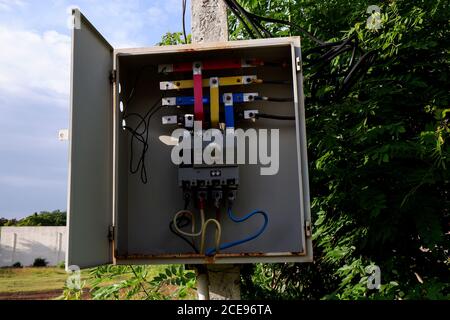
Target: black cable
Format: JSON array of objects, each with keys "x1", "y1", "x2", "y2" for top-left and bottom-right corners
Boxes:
[
  {"x1": 169, "y1": 218, "x2": 199, "y2": 254},
  {"x1": 228, "y1": 0, "x2": 264, "y2": 38},
  {"x1": 255, "y1": 96, "x2": 293, "y2": 102},
  {"x1": 169, "y1": 195, "x2": 199, "y2": 253},
  {"x1": 226, "y1": 0, "x2": 256, "y2": 39},
  {"x1": 224, "y1": 1, "x2": 376, "y2": 103},
  {"x1": 123, "y1": 97, "x2": 163, "y2": 184},
  {"x1": 182, "y1": 0, "x2": 188, "y2": 44},
  {"x1": 256, "y1": 113, "x2": 295, "y2": 121},
  {"x1": 125, "y1": 66, "x2": 153, "y2": 106},
  {"x1": 259, "y1": 80, "x2": 291, "y2": 85},
  {"x1": 225, "y1": 0, "x2": 324, "y2": 45},
  {"x1": 335, "y1": 51, "x2": 376, "y2": 99},
  {"x1": 249, "y1": 15, "x2": 273, "y2": 38}
]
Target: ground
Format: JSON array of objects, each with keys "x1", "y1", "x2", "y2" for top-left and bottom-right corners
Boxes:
[
  {"x1": 0, "y1": 267, "x2": 87, "y2": 300},
  {"x1": 0, "y1": 266, "x2": 173, "y2": 300}
]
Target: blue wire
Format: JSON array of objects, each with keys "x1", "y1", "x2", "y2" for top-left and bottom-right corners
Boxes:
[{"x1": 205, "y1": 208, "x2": 269, "y2": 256}]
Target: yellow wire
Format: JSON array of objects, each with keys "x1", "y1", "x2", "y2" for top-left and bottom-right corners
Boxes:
[
  {"x1": 172, "y1": 208, "x2": 222, "y2": 255},
  {"x1": 173, "y1": 209, "x2": 204, "y2": 237},
  {"x1": 199, "y1": 218, "x2": 222, "y2": 255}
]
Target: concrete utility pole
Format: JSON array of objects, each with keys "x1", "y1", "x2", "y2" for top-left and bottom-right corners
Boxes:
[
  {"x1": 191, "y1": 0, "x2": 228, "y2": 43},
  {"x1": 191, "y1": 0, "x2": 241, "y2": 300}
]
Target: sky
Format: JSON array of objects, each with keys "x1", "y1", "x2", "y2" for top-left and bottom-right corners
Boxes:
[{"x1": 0, "y1": 0, "x2": 191, "y2": 219}]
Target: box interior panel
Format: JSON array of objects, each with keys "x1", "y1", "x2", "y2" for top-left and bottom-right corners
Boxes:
[{"x1": 116, "y1": 44, "x2": 305, "y2": 257}]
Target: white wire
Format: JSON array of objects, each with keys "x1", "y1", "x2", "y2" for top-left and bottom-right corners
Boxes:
[
  {"x1": 173, "y1": 209, "x2": 204, "y2": 237},
  {"x1": 173, "y1": 208, "x2": 222, "y2": 254}
]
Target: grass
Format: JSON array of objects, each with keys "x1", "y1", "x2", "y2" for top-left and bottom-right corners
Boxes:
[
  {"x1": 0, "y1": 267, "x2": 90, "y2": 294},
  {"x1": 0, "y1": 265, "x2": 196, "y2": 300},
  {"x1": 0, "y1": 265, "x2": 176, "y2": 298}
]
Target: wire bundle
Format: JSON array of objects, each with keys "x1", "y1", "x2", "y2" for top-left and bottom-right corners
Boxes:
[
  {"x1": 172, "y1": 200, "x2": 222, "y2": 255},
  {"x1": 304, "y1": 35, "x2": 376, "y2": 101},
  {"x1": 171, "y1": 200, "x2": 269, "y2": 256},
  {"x1": 205, "y1": 207, "x2": 268, "y2": 256},
  {"x1": 224, "y1": 0, "x2": 323, "y2": 43},
  {"x1": 223, "y1": 0, "x2": 376, "y2": 102},
  {"x1": 122, "y1": 97, "x2": 163, "y2": 184}
]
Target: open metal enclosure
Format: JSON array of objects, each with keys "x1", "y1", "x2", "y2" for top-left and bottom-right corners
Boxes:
[{"x1": 67, "y1": 10, "x2": 312, "y2": 268}]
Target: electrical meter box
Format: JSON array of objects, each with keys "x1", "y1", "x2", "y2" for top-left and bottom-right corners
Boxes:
[{"x1": 66, "y1": 9, "x2": 312, "y2": 268}]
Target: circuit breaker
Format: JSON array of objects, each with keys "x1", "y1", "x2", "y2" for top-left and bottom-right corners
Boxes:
[{"x1": 66, "y1": 9, "x2": 312, "y2": 268}]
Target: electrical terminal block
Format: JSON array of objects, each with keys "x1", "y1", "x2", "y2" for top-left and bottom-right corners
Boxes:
[
  {"x1": 244, "y1": 110, "x2": 259, "y2": 120},
  {"x1": 162, "y1": 115, "x2": 178, "y2": 125}
]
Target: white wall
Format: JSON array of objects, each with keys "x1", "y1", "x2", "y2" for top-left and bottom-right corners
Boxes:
[{"x1": 0, "y1": 226, "x2": 67, "y2": 267}]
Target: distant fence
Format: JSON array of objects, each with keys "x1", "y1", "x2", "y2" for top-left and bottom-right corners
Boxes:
[{"x1": 0, "y1": 227, "x2": 67, "y2": 267}]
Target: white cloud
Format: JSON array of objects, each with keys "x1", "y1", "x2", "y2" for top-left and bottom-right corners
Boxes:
[
  {"x1": 0, "y1": 1, "x2": 189, "y2": 218},
  {"x1": 0, "y1": 0, "x2": 25, "y2": 12},
  {"x1": 0, "y1": 25, "x2": 70, "y2": 107}
]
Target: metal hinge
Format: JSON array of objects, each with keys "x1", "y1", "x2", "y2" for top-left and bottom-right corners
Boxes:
[
  {"x1": 296, "y1": 56, "x2": 301, "y2": 72},
  {"x1": 109, "y1": 70, "x2": 117, "y2": 84},
  {"x1": 305, "y1": 220, "x2": 312, "y2": 237},
  {"x1": 108, "y1": 225, "x2": 115, "y2": 242}
]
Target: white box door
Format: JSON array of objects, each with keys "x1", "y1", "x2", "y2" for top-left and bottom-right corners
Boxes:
[{"x1": 66, "y1": 9, "x2": 114, "y2": 268}]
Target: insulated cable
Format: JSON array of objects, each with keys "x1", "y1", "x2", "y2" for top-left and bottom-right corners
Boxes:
[
  {"x1": 223, "y1": 0, "x2": 377, "y2": 103},
  {"x1": 256, "y1": 113, "x2": 295, "y2": 121},
  {"x1": 169, "y1": 215, "x2": 199, "y2": 253},
  {"x1": 173, "y1": 209, "x2": 204, "y2": 237},
  {"x1": 254, "y1": 96, "x2": 293, "y2": 102},
  {"x1": 172, "y1": 207, "x2": 222, "y2": 255},
  {"x1": 122, "y1": 96, "x2": 163, "y2": 184},
  {"x1": 182, "y1": 0, "x2": 188, "y2": 44},
  {"x1": 205, "y1": 207, "x2": 269, "y2": 256},
  {"x1": 224, "y1": 0, "x2": 324, "y2": 45},
  {"x1": 199, "y1": 219, "x2": 222, "y2": 255}
]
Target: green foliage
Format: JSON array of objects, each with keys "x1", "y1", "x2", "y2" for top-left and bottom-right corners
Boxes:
[
  {"x1": 17, "y1": 210, "x2": 66, "y2": 226},
  {"x1": 88, "y1": 265, "x2": 196, "y2": 300},
  {"x1": 11, "y1": 262, "x2": 22, "y2": 268},
  {"x1": 1, "y1": 210, "x2": 66, "y2": 226},
  {"x1": 59, "y1": 1, "x2": 448, "y2": 300},
  {"x1": 32, "y1": 258, "x2": 48, "y2": 267},
  {"x1": 233, "y1": 0, "x2": 450, "y2": 300},
  {"x1": 157, "y1": 32, "x2": 191, "y2": 46},
  {"x1": 1, "y1": 218, "x2": 17, "y2": 226}
]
